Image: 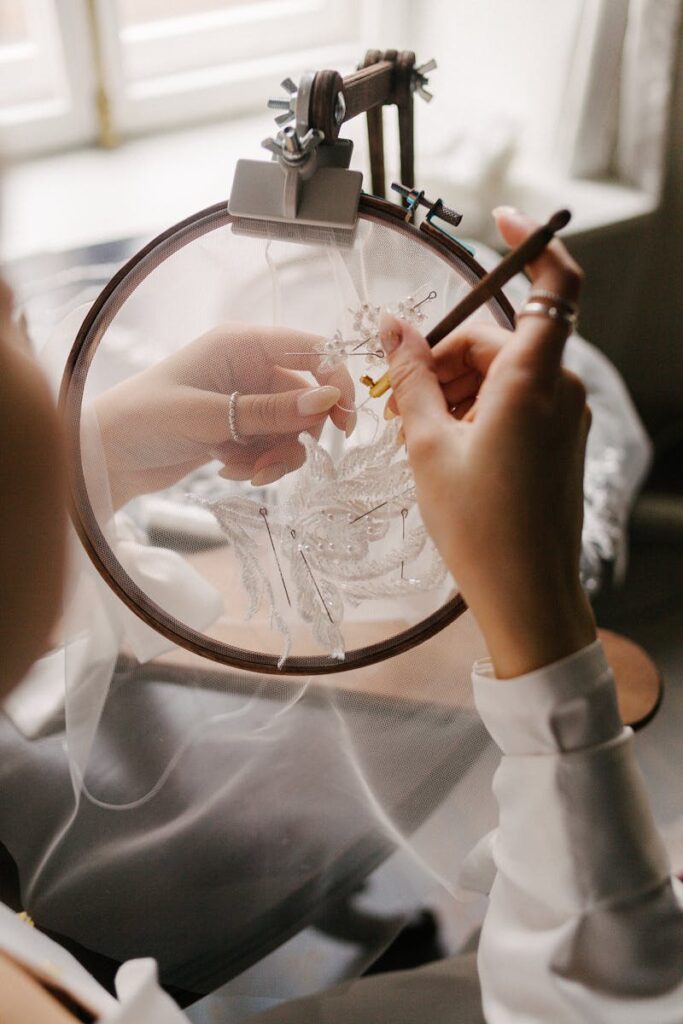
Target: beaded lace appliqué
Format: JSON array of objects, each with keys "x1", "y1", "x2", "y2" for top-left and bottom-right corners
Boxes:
[
  {"x1": 199, "y1": 420, "x2": 448, "y2": 665},
  {"x1": 314, "y1": 288, "x2": 437, "y2": 372}
]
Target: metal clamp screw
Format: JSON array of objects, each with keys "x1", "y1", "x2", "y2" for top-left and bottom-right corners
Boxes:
[
  {"x1": 412, "y1": 58, "x2": 437, "y2": 102},
  {"x1": 262, "y1": 125, "x2": 324, "y2": 166},
  {"x1": 334, "y1": 90, "x2": 346, "y2": 126},
  {"x1": 267, "y1": 77, "x2": 298, "y2": 127}
]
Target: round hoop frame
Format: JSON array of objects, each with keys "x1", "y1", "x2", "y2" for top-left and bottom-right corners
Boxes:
[{"x1": 60, "y1": 195, "x2": 515, "y2": 675}]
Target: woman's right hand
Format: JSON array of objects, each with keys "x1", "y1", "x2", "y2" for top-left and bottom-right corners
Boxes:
[{"x1": 380, "y1": 207, "x2": 596, "y2": 678}]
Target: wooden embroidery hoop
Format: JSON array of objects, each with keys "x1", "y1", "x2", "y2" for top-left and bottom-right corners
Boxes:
[
  {"x1": 59, "y1": 49, "x2": 662, "y2": 726},
  {"x1": 60, "y1": 195, "x2": 514, "y2": 676}
]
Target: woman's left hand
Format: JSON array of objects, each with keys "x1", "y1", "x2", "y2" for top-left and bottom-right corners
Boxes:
[{"x1": 94, "y1": 324, "x2": 355, "y2": 509}]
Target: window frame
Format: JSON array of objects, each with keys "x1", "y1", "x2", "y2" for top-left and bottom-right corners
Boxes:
[
  {"x1": 0, "y1": 0, "x2": 399, "y2": 158},
  {"x1": 0, "y1": 0, "x2": 97, "y2": 159},
  {"x1": 94, "y1": 0, "x2": 392, "y2": 138}
]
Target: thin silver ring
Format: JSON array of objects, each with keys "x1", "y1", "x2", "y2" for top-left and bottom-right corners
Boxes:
[
  {"x1": 517, "y1": 301, "x2": 578, "y2": 330},
  {"x1": 228, "y1": 391, "x2": 249, "y2": 446},
  {"x1": 528, "y1": 289, "x2": 578, "y2": 314}
]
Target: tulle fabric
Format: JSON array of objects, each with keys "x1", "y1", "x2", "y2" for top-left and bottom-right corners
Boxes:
[
  {"x1": 1, "y1": 213, "x2": 504, "y2": 1001},
  {"x1": 0, "y1": 212, "x2": 651, "y2": 1010},
  {"x1": 68, "y1": 214, "x2": 506, "y2": 673}
]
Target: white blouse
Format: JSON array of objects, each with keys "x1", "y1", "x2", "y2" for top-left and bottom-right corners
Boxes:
[{"x1": 2, "y1": 639, "x2": 682, "y2": 1022}]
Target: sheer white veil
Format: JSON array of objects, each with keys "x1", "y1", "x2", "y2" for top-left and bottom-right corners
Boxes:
[{"x1": 0, "y1": 214, "x2": 653, "y2": 1012}]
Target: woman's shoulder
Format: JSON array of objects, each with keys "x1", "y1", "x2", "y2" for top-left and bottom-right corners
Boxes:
[
  {"x1": 0, "y1": 949, "x2": 89, "y2": 1023},
  {"x1": 0, "y1": 904, "x2": 188, "y2": 1023},
  {"x1": 0, "y1": 904, "x2": 112, "y2": 1021}
]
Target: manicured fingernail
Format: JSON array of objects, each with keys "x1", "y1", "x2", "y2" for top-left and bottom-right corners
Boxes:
[
  {"x1": 218, "y1": 465, "x2": 252, "y2": 480},
  {"x1": 297, "y1": 385, "x2": 341, "y2": 416},
  {"x1": 491, "y1": 203, "x2": 524, "y2": 224},
  {"x1": 345, "y1": 411, "x2": 357, "y2": 438},
  {"x1": 252, "y1": 464, "x2": 288, "y2": 486},
  {"x1": 383, "y1": 404, "x2": 397, "y2": 420},
  {"x1": 378, "y1": 310, "x2": 402, "y2": 355}
]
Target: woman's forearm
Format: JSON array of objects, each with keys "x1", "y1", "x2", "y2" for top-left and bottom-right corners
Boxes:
[{"x1": 473, "y1": 640, "x2": 683, "y2": 1022}]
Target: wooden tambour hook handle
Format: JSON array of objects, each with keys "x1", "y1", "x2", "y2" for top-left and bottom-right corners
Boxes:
[{"x1": 368, "y1": 208, "x2": 572, "y2": 398}]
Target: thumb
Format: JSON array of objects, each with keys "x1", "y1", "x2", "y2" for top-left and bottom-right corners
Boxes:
[
  {"x1": 379, "y1": 311, "x2": 449, "y2": 442},
  {"x1": 234, "y1": 385, "x2": 341, "y2": 438}
]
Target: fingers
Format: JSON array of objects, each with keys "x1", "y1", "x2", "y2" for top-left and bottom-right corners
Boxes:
[
  {"x1": 385, "y1": 321, "x2": 503, "y2": 417},
  {"x1": 236, "y1": 385, "x2": 340, "y2": 437},
  {"x1": 249, "y1": 441, "x2": 307, "y2": 486},
  {"x1": 387, "y1": 373, "x2": 479, "y2": 419},
  {"x1": 216, "y1": 439, "x2": 308, "y2": 485},
  {"x1": 452, "y1": 395, "x2": 477, "y2": 420},
  {"x1": 442, "y1": 371, "x2": 482, "y2": 408},
  {"x1": 266, "y1": 365, "x2": 355, "y2": 435},
  {"x1": 434, "y1": 322, "x2": 504, "y2": 380},
  {"x1": 216, "y1": 420, "x2": 325, "y2": 483},
  {"x1": 493, "y1": 207, "x2": 583, "y2": 302},
  {"x1": 190, "y1": 382, "x2": 339, "y2": 458},
  {"x1": 263, "y1": 325, "x2": 356, "y2": 435},
  {"x1": 379, "y1": 311, "x2": 451, "y2": 450},
  {"x1": 493, "y1": 206, "x2": 583, "y2": 389},
  {"x1": 315, "y1": 364, "x2": 356, "y2": 435},
  {"x1": 218, "y1": 412, "x2": 327, "y2": 484}
]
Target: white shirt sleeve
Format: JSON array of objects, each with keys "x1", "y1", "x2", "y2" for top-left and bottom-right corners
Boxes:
[
  {"x1": 0, "y1": 904, "x2": 188, "y2": 1023},
  {"x1": 472, "y1": 639, "x2": 683, "y2": 1023}
]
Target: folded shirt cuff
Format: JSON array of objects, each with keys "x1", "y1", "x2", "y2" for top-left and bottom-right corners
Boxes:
[{"x1": 472, "y1": 639, "x2": 624, "y2": 755}]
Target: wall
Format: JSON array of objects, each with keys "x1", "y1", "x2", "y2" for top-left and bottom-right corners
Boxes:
[
  {"x1": 571, "y1": 18, "x2": 683, "y2": 441},
  {"x1": 413, "y1": 2, "x2": 683, "y2": 442}
]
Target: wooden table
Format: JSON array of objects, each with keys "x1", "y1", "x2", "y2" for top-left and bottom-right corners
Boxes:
[{"x1": 151, "y1": 542, "x2": 663, "y2": 730}]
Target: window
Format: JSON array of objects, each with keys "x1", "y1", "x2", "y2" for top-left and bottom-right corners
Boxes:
[
  {"x1": 0, "y1": 0, "x2": 379, "y2": 157},
  {"x1": 0, "y1": 0, "x2": 678, "y2": 224},
  {"x1": 96, "y1": 0, "x2": 369, "y2": 135},
  {"x1": 0, "y1": 1, "x2": 95, "y2": 157},
  {"x1": 411, "y1": 0, "x2": 681, "y2": 241},
  {"x1": 0, "y1": 1, "x2": 61, "y2": 113}
]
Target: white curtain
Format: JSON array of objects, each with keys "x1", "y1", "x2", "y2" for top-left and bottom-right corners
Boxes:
[
  {"x1": 417, "y1": 0, "x2": 682, "y2": 224},
  {"x1": 548, "y1": 0, "x2": 681, "y2": 193},
  {"x1": 616, "y1": 0, "x2": 683, "y2": 197}
]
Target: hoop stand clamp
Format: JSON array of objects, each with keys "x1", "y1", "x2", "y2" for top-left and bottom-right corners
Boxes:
[{"x1": 228, "y1": 50, "x2": 436, "y2": 239}]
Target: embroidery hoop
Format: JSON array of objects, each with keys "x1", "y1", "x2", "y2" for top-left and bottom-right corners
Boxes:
[
  {"x1": 60, "y1": 194, "x2": 514, "y2": 674},
  {"x1": 60, "y1": 46, "x2": 517, "y2": 675}
]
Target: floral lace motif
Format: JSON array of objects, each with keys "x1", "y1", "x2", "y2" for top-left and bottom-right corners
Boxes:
[
  {"x1": 316, "y1": 287, "x2": 437, "y2": 372},
  {"x1": 200, "y1": 420, "x2": 448, "y2": 665},
  {"x1": 194, "y1": 437, "x2": 630, "y2": 661}
]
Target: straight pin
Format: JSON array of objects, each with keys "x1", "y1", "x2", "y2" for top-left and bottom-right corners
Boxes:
[
  {"x1": 290, "y1": 528, "x2": 333, "y2": 623},
  {"x1": 412, "y1": 290, "x2": 437, "y2": 310},
  {"x1": 351, "y1": 489, "x2": 414, "y2": 526},
  {"x1": 260, "y1": 507, "x2": 291, "y2": 606},
  {"x1": 351, "y1": 499, "x2": 389, "y2": 524}
]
